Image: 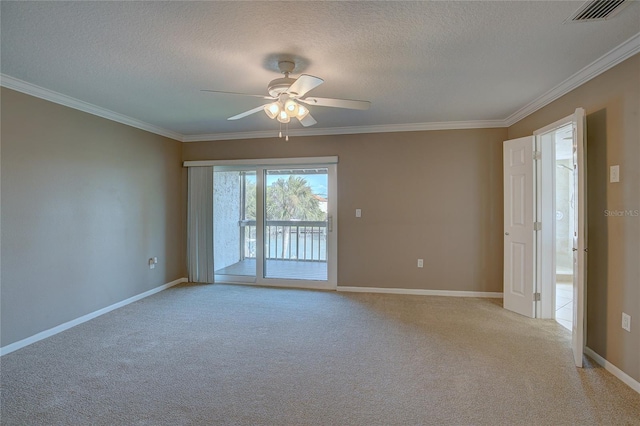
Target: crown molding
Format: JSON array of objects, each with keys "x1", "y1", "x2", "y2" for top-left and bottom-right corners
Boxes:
[
  {"x1": 182, "y1": 120, "x2": 507, "y2": 142},
  {"x1": 3, "y1": 32, "x2": 638, "y2": 141},
  {"x1": 504, "y1": 32, "x2": 640, "y2": 127},
  {"x1": 184, "y1": 33, "x2": 640, "y2": 141},
  {"x1": 0, "y1": 74, "x2": 184, "y2": 141}
]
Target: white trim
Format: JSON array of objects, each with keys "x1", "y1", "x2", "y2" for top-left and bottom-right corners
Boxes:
[
  {"x1": 182, "y1": 120, "x2": 506, "y2": 142},
  {"x1": 337, "y1": 286, "x2": 503, "y2": 298},
  {"x1": 504, "y1": 33, "x2": 640, "y2": 126},
  {"x1": 0, "y1": 278, "x2": 188, "y2": 356},
  {"x1": 585, "y1": 347, "x2": 640, "y2": 394},
  {"x1": 533, "y1": 113, "x2": 575, "y2": 136},
  {"x1": 0, "y1": 74, "x2": 183, "y2": 142},
  {"x1": 184, "y1": 156, "x2": 339, "y2": 167},
  {"x1": 537, "y1": 128, "x2": 557, "y2": 319}
]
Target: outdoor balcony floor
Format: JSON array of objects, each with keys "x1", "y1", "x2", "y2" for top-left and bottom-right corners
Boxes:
[{"x1": 215, "y1": 259, "x2": 327, "y2": 281}]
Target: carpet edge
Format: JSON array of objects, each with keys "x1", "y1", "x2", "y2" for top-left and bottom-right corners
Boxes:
[
  {"x1": 0, "y1": 277, "x2": 188, "y2": 356},
  {"x1": 585, "y1": 346, "x2": 640, "y2": 395}
]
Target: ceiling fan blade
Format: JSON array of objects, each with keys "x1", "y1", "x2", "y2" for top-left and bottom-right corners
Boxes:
[
  {"x1": 228, "y1": 105, "x2": 266, "y2": 120},
  {"x1": 286, "y1": 75, "x2": 324, "y2": 98},
  {"x1": 298, "y1": 113, "x2": 317, "y2": 127},
  {"x1": 299, "y1": 96, "x2": 371, "y2": 110},
  {"x1": 202, "y1": 90, "x2": 274, "y2": 100}
]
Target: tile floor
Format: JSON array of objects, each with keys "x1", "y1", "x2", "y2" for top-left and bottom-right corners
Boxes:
[{"x1": 556, "y1": 279, "x2": 573, "y2": 330}]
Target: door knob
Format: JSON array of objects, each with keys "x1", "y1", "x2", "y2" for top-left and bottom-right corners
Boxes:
[
  {"x1": 505, "y1": 232, "x2": 509, "y2": 235},
  {"x1": 572, "y1": 248, "x2": 578, "y2": 251}
]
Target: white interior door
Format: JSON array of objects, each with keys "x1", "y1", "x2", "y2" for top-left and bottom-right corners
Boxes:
[
  {"x1": 572, "y1": 108, "x2": 586, "y2": 367},
  {"x1": 503, "y1": 136, "x2": 536, "y2": 318}
]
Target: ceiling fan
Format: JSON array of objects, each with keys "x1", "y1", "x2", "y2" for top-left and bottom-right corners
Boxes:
[{"x1": 202, "y1": 61, "x2": 371, "y2": 129}]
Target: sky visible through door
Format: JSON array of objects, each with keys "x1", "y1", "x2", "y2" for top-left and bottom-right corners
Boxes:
[{"x1": 245, "y1": 173, "x2": 328, "y2": 198}]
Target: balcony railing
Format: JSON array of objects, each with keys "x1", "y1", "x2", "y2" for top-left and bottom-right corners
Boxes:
[{"x1": 240, "y1": 220, "x2": 327, "y2": 262}]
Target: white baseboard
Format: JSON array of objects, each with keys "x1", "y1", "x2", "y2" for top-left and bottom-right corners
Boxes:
[
  {"x1": 0, "y1": 277, "x2": 188, "y2": 356},
  {"x1": 584, "y1": 347, "x2": 640, "y2": 394},
  {"x1": 336, "y1": 286, "x2": 503, "y2": 298}
]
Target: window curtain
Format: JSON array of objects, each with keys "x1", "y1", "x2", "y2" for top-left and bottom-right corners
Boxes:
[{"x1": 187, "y1": 166, "x2": 214, "y2": 283}]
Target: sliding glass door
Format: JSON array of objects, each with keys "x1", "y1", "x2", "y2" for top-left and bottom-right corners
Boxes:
[
  {"x1": 263, "y1": 168, "x2": 329, "y2": 281},
  {"x1": 213, "y1": 159, "x2": 337, "y2": 289}
]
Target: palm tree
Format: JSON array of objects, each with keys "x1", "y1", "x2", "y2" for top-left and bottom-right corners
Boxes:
[
  {"x1": 242, "y1": 175, "x2": 325, "y2": 259},
  {"x1": 243, "y1": 176, "x2": 323, "y2": 221},
  {"x1": 266, "y1": 176, "x2": 324, "y2": 221},
  {"x1": 266, "y1": 176, "x2": 325, "y2": 258}
]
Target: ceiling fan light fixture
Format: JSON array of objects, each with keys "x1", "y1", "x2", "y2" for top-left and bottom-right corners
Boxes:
[
  {"x1": 277, "y1": 110, "x2": 290, "y2": 123},
  {"x1": 264, "y1": 102, "x2": 281, "y2": 119},
  {"x1": 296, "y1": 105, "x2": 309, "y2": 120},
  {"x1": 207, "y1": 65, "x2": 369, "y2": 129},
  {"x1": 284, "y1": 99, "x2": 299, "y2": 117}
]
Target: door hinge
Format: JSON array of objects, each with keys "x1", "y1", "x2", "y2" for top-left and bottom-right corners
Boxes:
[
  {"x1": 534, "y1": 151, "x2": 542, "y2": 161},
  {"x1": 534, "y1": 222, "x2": 542, "y2": 231},
  {"x1": 534, "y1": 292, "x2": 541, "y2": 302}
]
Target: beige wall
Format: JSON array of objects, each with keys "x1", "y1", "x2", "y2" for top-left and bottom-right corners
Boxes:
[
  {"x1": 183, "y1": 128, "x2": 507, "y2": 292},
  {"x1": 508, "y1": 54, "x2": 640, "y2": 382},
  {"x1": 1, "y1": 88, "x2": 186, "y2": 347}
]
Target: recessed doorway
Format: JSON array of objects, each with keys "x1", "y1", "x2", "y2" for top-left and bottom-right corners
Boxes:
[{"x1": 503, "y1": 108, "x2": 586, "y2": 367}]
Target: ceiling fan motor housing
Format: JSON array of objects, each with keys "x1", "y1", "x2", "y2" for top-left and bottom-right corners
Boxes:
[{"x1": 268, "y1": 77, "x2": 296, "y2": 97}]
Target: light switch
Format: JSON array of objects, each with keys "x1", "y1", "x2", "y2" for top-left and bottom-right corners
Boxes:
[
  {"x1": 610, "y1": 165, "x2": 620, "y2": 183},
  {"x1": 355, "y1": 209, "x2": 362, "y2": 218}
]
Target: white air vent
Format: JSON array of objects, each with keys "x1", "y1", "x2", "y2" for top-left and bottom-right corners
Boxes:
[{"x1": 568, "y1": 0, "x2": 629, "y2": 22}]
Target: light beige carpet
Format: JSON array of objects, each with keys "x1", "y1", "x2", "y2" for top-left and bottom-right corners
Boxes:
[{"x1": 1, "y1": 283, "x2": 639, "y2": 425}]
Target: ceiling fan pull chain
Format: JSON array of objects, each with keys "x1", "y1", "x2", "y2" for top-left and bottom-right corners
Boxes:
[{"x1": 286, "y1": 122, "x2": 289, "y2": 141}]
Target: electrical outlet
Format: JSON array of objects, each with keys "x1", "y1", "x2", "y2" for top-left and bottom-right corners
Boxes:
[
  {"x1": 610, "y1": 165, "x2": 620, "y2": 183},
  {"x1": 622, "y1": 312, "x2": 631, "y2": 332},
  {"x1": 417, "y1": 259, "x2": 424, "y2": 268},
  {"x1": 355, "y1": 209, "x2": 362, "y2": 218}
]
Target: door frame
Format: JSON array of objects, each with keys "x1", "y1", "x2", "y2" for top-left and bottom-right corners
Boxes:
[
  {"x1": 534, "y1": 114, "x2": 573, "y2": 319},
  {"x1": 534, "y1": 113, "x2": 580, "y2": 319},
  {"x1": 533, "y1": 108, "x2": 587, "y2": 367}
]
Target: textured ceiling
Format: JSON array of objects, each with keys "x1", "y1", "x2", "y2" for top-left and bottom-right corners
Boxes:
[{"x1": 1, "y1": 1, "x2": 639, "y2": 140}]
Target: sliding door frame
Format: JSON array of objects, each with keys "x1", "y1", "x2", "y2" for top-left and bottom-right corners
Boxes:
[{"x1": 184, "y1": 157, "x2": 338, "y2": 290}]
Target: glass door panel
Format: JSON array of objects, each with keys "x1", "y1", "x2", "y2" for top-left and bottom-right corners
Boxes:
[
  {"x1": 213, "y1": 169, "x2": 256, "y2": 278},
  {"x1": 263, "y1": 168, "x2": 328, "y2": 281}
]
